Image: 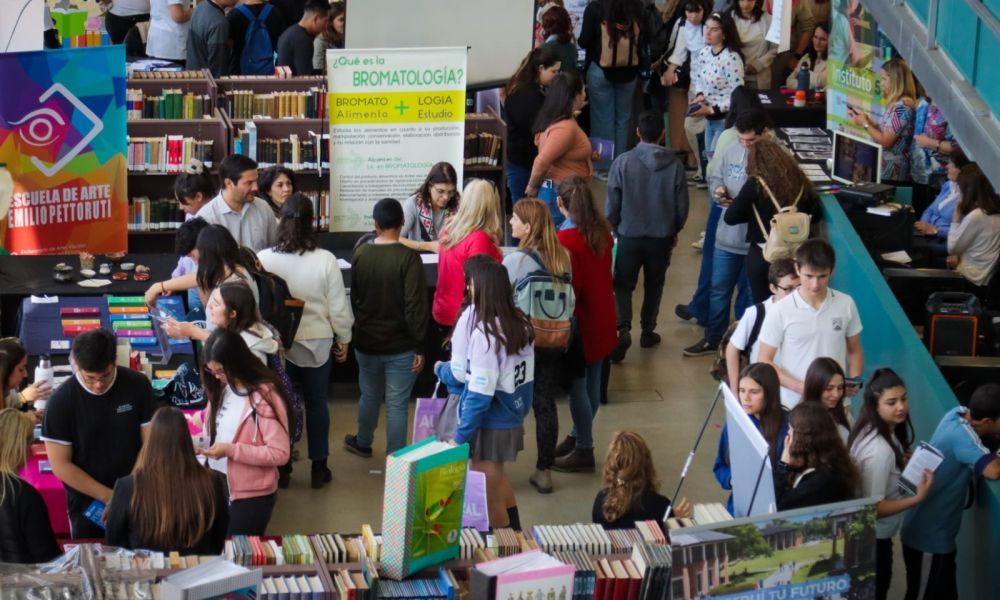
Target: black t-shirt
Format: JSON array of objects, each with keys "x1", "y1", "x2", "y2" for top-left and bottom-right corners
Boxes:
[
  {"x1": 276, "y1": 24, "x2": 315, "y2": 76},
  {"x1": 592, "y1": 489, "x2": 671, "y2": 530},
  {"x1": 0, "y1": 477, "x2": 61, "y2": 564},
  {"x1": 502, "y1": 85, "x2": 546, "y2": 168},
  {"x1": 226, "y1": 3, "x2": 287, "y2": 76},
  {"x1": 41, "y1": 368, "x2": 157, "y2": 516},
  {"x1": 271, "y1": 0, "x2": 305, "y2": 25}
]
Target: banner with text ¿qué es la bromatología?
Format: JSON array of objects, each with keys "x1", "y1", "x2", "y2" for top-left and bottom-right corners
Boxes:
[
  {"x1": 326, "y1": 47, "x2": 467, "y2": 232},
  {"x1": 0, "y1": 45, "x2": 128, "y2": 255}
]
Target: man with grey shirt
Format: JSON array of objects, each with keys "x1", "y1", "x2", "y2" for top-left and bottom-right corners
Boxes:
[
  {"x1": 186, "y1": 0, "x2": 236, "y2": 77},
  {"x1": 196, "y1": 154, "x2": 278, "y2": 252}
]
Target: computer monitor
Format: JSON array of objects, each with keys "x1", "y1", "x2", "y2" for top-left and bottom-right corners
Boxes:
[{"x1": 831, "y1": 129, "x2": 882, "y2": 185}]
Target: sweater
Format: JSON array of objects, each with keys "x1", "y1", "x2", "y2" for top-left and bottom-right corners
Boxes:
[
  {"x1": 785, "y1": 54, "x2": 828, "y2": 90},
  {"x1": 734, "y1": 13, "x2": 775, "y2": 89},
  {"x1": 350, "y1": 242, "x2": 429, "y2": 355},
  {"x1": 503, "y1": 85, "x2": 546, "y2": 168},
  {"x1": 186, "y1": 0, "x2": 229, "y2": 77},
  {"x1": 257, "y1": 248, "x2": 354, "y2": 343},
  {"x1": 706, "y1": 141, "x2": 750, "y2": 254},
  {"x1": 432, "y1": 230, "x2": 502, "y2": 326},
  {"x1": 606, "y1": 142, "x2": 689, "y2": 238},
  {"x1": 557, "y1": 227, "x2": 617, "y2": 364},
  {"x1": 276, "y1": 24, "x2": 315, "y2": 76},
  {"x1": 0, "y1": 476, "x2": 60, "y2": 564},
  {"x1": 693, "y1": 46, "x2": 744, "y2": 118},
  {"x1": 530, "y1": 119, "x2": 594, "y2": 189},
  {"x1": 592, "y1": 489, "x2": 671, "y2": 530},
  {"x1": 775, "y1": 464, "x2": 854, "y2": 511},
  {"x1": 724, "y1": 177, "x2": 820, "y2": 244},
  {"x1": 219, "y1": 383, "x2": 290, "y2": 501},
  {"x1": 948, "y1": 208, "x2": 1000, "y2": 287}
]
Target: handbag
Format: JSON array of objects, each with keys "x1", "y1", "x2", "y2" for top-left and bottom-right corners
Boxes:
[{"x1": 752, "y1": 176, "x2": 811, "y2": 263}]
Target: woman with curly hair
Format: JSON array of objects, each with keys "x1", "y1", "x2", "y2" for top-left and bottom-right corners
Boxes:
[
  {"x1": 593, "y1": 431, "x2": 690, "y2": 529},
  {"x1": 776, "y1": 402, "x2": 859, "y2": 510}
]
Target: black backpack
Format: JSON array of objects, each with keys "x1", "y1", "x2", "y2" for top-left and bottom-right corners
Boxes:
[
  {"x1": 241, "y1": 249, "x2": 305, "y2": 350},
  {"x1": 710, "y1": 302, "x2": 766, "y2": 382}
]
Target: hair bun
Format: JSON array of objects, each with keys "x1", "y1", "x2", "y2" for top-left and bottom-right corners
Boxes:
[{"x1": 185, "y1": 159, "x2": 205, "y2": 175}]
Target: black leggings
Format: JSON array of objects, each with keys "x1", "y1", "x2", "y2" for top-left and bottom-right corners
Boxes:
[
  {"x1": 746, "y1": 244, "x2": 771, "y2": 304},
  {"x1": 104, "y1": 12, "x2": 149, "y2": 45},
  {"x1": 532, "y1": 352, "x2": 562, "y2": 470},
  {"x1": 228, "y1": 492, "x2": 277, "y2": 536},
  {"x1": 876, "y1": 537, "x2": 892, "y2": 600}
]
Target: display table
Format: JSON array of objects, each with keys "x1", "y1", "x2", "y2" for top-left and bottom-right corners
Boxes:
[
  {"x1": 20, "y1": 453, "x2": 70, "y2": 538},
  {"x1": 761, "y1": 89, "x2": 827, "y2": 129}
]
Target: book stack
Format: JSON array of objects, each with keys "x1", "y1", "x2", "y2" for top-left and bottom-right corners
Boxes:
[
  {"x1": 234, "y1": 131, "x2": 322, "y2": 171},
  {"x1": 470, "y1": 550, "x2": 575, "y2": 600},
  {"x1": 592, "y1": 556, "x2": 644, "y2": 600},
  {"x1": 282, "y1": 534, "x2": 317, "y2": 565},
  {"x1": 463, "y1": 132, "x2": 502, "y2": 167},
  {"x1": 108, "y1": 296, "x2": 157, "y2": 347},
  {"x1": 129, "y1": 70, "x2": 210, "y2": 80},
  {"x1": 259, "y1": 573, "x2": 329, "y2": 599},
  {"x1": 329, "y1": 569, "x2": 374, "y2": 599},
  {"x1": 691, "y1": 502, "x2": 734, "y2": 526},
  {"x1": 607, "y1": 528, "x2": 645, "y2": 553},
  {"x1": 490, "y1": 527, "x2": 530, "y2": 557},
  {"x1": 629, "y1": 542, "x2": 673, "y2": 600},
  {"x1": 634, "y1": 520, "x2": 668, "y2": 545},
  {"x1": 308, "y1": 533, "x2": 352, "y2": 563},
  {"x1": 529, "y1": 523, "x2": 613, "y2": 554},
  {"x1": 458, "y1": 527, "x2": 487, "y2": 560},
  {"x1": 127, "y1": 136, "x2": 214, "y2": 172},
  {"x1": 126, "y1": 89, "x2": 214, "y2": 120},
  {"x1": 224, "y1": 535, "x2": 285, "y2": 566},
  {"x1": 129, "y1": 196, "x2": 185, "y2": 231},
  {"x1": 377, "y1": 568, "x2": 459, "y2": 599},
  {"x1": 224, "y1": 89, "x2": 328, "y2": 120},
  {"x1": 552, "y1": 550, "x2": 596, "y2": 600}
]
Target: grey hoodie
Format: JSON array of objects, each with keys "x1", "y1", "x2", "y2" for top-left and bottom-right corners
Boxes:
[
  {"x1": 707, "y1": 140, "x2": 751, "y2": 255},
  {"x1": 606, "y1": 143, "x2": 689, "y2": 238}
]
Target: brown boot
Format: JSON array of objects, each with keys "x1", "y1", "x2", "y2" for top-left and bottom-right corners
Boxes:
[
  {"x1": 552, "y1": 447, "x2": 595, "y2": 473},
  {"x1": 554, "y1": 435, "x2": 576, "y2": 459}
]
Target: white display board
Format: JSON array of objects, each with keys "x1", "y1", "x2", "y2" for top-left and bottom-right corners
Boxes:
[
  {"x1": 722, "y1": 383, "x2": 777, "y2": 517},
  {"x1": 2, "y1": 0, "x2": 44, "y2": 53},
  {"x1": 344, "y1": 0, "x2": 534, "y2": 87}
]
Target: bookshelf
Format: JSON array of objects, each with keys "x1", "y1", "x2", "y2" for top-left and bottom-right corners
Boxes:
[{"x1": 464, "y1": 106, "x2": 507, "y2": 208}]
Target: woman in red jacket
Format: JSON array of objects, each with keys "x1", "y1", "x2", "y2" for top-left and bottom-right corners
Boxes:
[{"x1": 552, "y1": 176, "x2": 617, "y2": 472}]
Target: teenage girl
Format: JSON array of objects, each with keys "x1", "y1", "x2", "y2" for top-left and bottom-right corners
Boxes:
[
  {"x1": 435, "y1": 257, "x2": 535, "y2": 530},
  {"x1": 800, "y1": 357, "x2": 852, "y2": 443},
  {"x1": 776, "y1": 402, "x2": 860, "y2": 510}
]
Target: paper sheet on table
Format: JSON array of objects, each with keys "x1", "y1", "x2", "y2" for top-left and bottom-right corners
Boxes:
[
  {"x1": 899, "y1": 442, "x2": 944, "y2": 495},
  {"x1": 420, "y1": 253, "x2": 440, "y2": 264},
  {"x1": 806, "y1": 173, "x2": 832, "y2": 182},
  {"x1": 31, "y1": 295, "x2": 59, "y2": 304},
  {"x1": 78, "y1": 279, "x2": 112, "y2": 288},
  {"x1": 337, "y1": 258, "x2": 351, "y2": 269},
  {"x1": 881, "y1": 251, "x2": 912, "y2": 264},
  {"x1": 765, "y1": 0, "x2": 793, "y2": 51}
]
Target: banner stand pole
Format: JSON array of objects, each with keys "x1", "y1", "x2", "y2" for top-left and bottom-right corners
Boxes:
[
  {"x1": 746, "y1": 453, "x2": 771, "y2": 516},
  {"x1": 665, "y1": 387, "x2": 723, "y2": 520}
]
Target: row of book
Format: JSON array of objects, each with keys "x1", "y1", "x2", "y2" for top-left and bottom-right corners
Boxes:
[
  {"x1": 224, "y1": 88, "x2": 328, "y2": 120},
  {"x1": 260, "y1": 574, "x2": 329, "y2": 599},
  {"x1": 464, "y1": 132, "x2": 502, "y2": 167},
  {"x1": 129, "y1": 196, "x2": 185, "y2": 231},
  {"x1": 224, "y1": 535, "x2": 316, "y2": 567},
  {"x1": 126, "y1": 89, "x2": 215, "y2": 120},
  {"x1": 129, "y1": 70, "x2": 210, "y2": 80},
  {"x1": 127, "y1": 135, "x2": 214, "y2": 173},
  {"x1": 235, "y1": 131, "x2": 326, "y2": 171}
]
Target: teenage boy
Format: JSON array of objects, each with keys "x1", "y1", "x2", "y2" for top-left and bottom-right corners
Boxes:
[
  {"x1": 196, "y1": 154, "x2": 277, "y2": 251},
  {"x1": 900, "y1": 383, "x2": 1000, "y2": 600},
  {"x1": 276, "y1": 0, "x2": 330, "y2": 76},
  {"x1": 606, "y1": 110, "x2": 689, "y2": 360},
  {"x1": 757, "y1": 239, "x2": 864, "y2": 409},
  {"x1": 227, "y1": 0, "x2": 288, "y2": 76},
  {"x1": 41, "y1": 329, "x2": 157, "y2": 539},
  {"x1": 683, "y1": 109, "x2": 769, "y2": 357},
  {"x1": 186, "y1": 0, "x2": 236, "y2": 77},
  {"x1": 344, "y1": 198, "x2": 429, "y2": 457},
  {"x1": 724, "y1": 258, "x2": 798, "y2": 393}
]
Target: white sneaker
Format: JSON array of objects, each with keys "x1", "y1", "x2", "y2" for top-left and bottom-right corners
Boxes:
[{"x1": 692, "y1": 238, "x2": 704, "y2": 250}]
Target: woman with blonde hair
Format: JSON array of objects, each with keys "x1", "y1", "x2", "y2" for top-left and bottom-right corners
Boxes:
[
  {"x1": 504, "y1": 198, "x2": 573, "y2": 494},
  {"x1": 850, "y1": 57, "x2": 916, "y2": 184},
  {"x1": 592, "y1": 431, "x2": 690, "y2": 529},
  {"x1": 0, "y1": 408, "x2": 60, "y2": 563}
]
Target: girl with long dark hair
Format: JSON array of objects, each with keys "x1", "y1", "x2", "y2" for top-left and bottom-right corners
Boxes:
[
  {"x1": 504, "y1": 47, "x2": 563, "y2": 202},
  {"x1": 690, "y1": 11, "x2": 744, "y2": 161},
  {"x1": 0, "y1": 338, "x2": 49, "y2": 415},
  {"x1": 552, "y1": 177, "x2": 617, "y2": 473},
  {"x1": 947, "y1": 163, "x2": 1000, "y2": 288},
  {"x1": 800, "y1": 356, "x2": 851, "y2": 442},
  {"x1": 435, "y1": 258, "x2": 534, "y2": 530},
  {"x1": 776, "y1": 402, "x2": 859, "y2": 510},
  {"x1": 784, "y1": 23, "x2": 829, "y2": 90},
  {"x1": 198, "y1": 330, "x2": 292, "y2": 535},
  {"x1": 106, "y1": 407, "x2": 228, "y2": 553},
  {"x1": 400, "y1": 162, "x2": 462, "y2": 252},
  {"x1": 848, "y1": 368, "x2": 933, "y2": 600}
]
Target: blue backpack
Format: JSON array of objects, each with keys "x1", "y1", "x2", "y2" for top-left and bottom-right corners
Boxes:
[{"x1": 237, "y1": 4, "x2": 275, "y2": 75}]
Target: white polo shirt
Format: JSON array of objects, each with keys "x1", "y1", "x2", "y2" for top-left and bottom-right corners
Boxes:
[
  {"x1": 758, "y1": 287, "x2": 863, "y2": 409},
  {"x1": 196, "y1": 193, "x2": 278, "y2": 252}
]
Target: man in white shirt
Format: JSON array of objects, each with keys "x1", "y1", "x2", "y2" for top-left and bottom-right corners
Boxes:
[
  {"x1": 757, "y1": 239, "x2": 864, "y2": 409},
  {"x1": 196, "y1": 154, "x2": 277, "y2": 252}
]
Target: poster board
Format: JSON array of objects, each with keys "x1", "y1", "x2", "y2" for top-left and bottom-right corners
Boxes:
[
  {"x1": 826, "y1": 0, "x2": 891, "y2": 138},
  {"x1": 2, "y1": 0, "x2": 44, "y2": 53},
  {"x1": 765, "y1": 0, "x2": 794, "y2": 52},
  {"x1": 722, "y1": 383, "x2": 777, "y2": 518},
  {"x1": 326, "y1": 47, "x2": 467, "y2": 232}
]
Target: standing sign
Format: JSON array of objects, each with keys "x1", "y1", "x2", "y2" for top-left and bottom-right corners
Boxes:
[
  {"x1": 327, "y1": 47, "x2": 467, "y2": 232},
  {"x1": 723, "y1": 383, "x2": 777, "y2": 518},
  {"x1": 827, "y1": 0, "x2": 890, "y2": 136},
  {"x1": 0, "y1": 46, "x2": 128, "y2": 254}
]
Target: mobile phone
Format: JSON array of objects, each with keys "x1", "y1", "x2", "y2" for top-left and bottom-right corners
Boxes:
[
  {"x1": 687, "y1": 102, "x2": 702, "y2": 116},
  {"x1": 845, "y1": 376, "x2": 864, "y2": 388}
]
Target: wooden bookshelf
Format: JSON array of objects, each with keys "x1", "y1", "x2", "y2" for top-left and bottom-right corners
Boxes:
[
  {"x1": 464, "y1": 106, "x2": 508, "y2": 208},
  {"x1": 215, "y1": 75, "x2": 327, "y2": 100},
  {"x1": 126, "y1": 73, "x2": 218, "y2": 112}
]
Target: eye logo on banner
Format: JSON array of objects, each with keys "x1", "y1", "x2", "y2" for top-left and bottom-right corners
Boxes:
[{"x1": 10, "y1": 83, "x2": 105, "y2": 177}]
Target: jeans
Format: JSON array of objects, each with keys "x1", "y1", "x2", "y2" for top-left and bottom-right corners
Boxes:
[
  {"x1": 568, "y1": 361, "x2": 603, "y2": 449},
  {"x1": 587, "y1": 62, "x2": 637, "y2": 171},
  {"x1": 538, "y1": 180, "x2": 564, "y2": 228},
  {"x1": 228, "y1": 492, "x2": 277, "y2": 536},
  {"x1": 704, "y1": 118, "x2": 726, "y2": 161},
  {"x1": 687, "y1": 202, "x2": 722, "y2": 323},
  {"x1": 285, "y1": 358, "x2": 333, "y2": 460},
  {"x1": 705, "y1": 247, "x2": 752, "y2": 344},
  {"x1": 613, "y1": 236, "x2": 675, "y2": 333},
  {"x1": 355, "y1": 349, "x2": 419, "y2": 454},
  {"x1": 532, "y1": 352, "x2": 562, "y2": 469},
  {"x1": 506, "y1": 161, "x2": 531, "y2": 203}
]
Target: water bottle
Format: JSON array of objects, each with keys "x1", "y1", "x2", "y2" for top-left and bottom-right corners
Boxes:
[
  {"x1": 33, "y1": 355, "x2": 54, "y2": 410},
  {"x1": 797, "y1": 63, "x2": 810, "y2": 93}
]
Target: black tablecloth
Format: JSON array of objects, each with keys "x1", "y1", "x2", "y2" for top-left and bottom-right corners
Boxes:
[{"x1": 762, "y1": 90, "x2": 827, "y2": 129}]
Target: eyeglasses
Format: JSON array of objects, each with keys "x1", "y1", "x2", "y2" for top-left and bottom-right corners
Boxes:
[
  {"x1": 78, "y1": 367, "x2": 116, "y2": 387},
  {"x1": 430, "y1": 186, "x2": 457, "y2": 199},
  {"x1": 775, "y1": 284, "x2": 800, "y2": 292}
]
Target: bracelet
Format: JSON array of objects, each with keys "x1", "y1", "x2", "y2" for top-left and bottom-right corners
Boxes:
[{"x1": 159, "y1": 281, "x2": 167, "y2": 295}]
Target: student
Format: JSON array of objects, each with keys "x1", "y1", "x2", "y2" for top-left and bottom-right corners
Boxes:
[
  {"x1": 775, "y1": 402, "x2": 859, "y2": 510},
  {"x1": 147, "y1": 0, "x2": 192, "y2": 65},
  {"x1": 800, "y1": 357, "x2": 851, "y2": 443},
  {"x1": 258, "y1": 195, "x2": 352, "y2": 487},
  {"x1": 539, "y1": 6, "x2": 577, "y2": 75},
  {"x1": 901, "y1": 383, "x2": 1000, "y2": 600},
  {"x1": 714, "y1": 362, "x2": 789, "y2": 514},
  {"x1": 345, "y1": 198, "x2": 428, "y2": 457},
  {"x1": 105, "y1": 0, "x2": 151, "y2": 45},
  {"x1": 196, "y1": 154, "x2": 277, "y2": 252},
  {"x1": 400, "y1": 162, "x2": 461, "y2": 253},
  {"x1": 593, "y1": 431, "x2": 691, "y2": 529},
  {"x1": 0, "y1": 409, "x2": 60, "y2": 563},
  {"x1": 946, "y1": 163, "x2": 1000, "y2": 289},
  {"x1": 553, "y1": 177, "x2": 617, "y2": 473},
  {"x1": 435, "y1": 258, "x2": 534, "y2": 530},
  {"x1": 106, "y1": 407, "x2": 229, "y2": 554},
  {"x1": 174, "y1": 166, "x2": 217, "y2": 217},
  {"x1": 728, "y1": 0, "x2": 775, "y2": 90},
  {"x1": 0, "y1": 337, "x2": 50, "y2": 414},
  {"x1": 661, "y1": 0, "x2": 711, "y2": 176},
  {"x1": 724, "y1": 258, "x2": 798, "y2": 393},
  {"x1": 503, "y1": 47, "x2": 563, "y2": 202},
  {"x1": 169, "y1": 216, "x2": 211, "y2": 312},
  {"x1": 198, "y1": 330, "x2": 292, "y2": 535},
  {"x1": 276, "y1": 0, "x2": 331, "y2": 76},
  {"x1": 757, "y1": 239, "x2": 864, "y2": 409},
  {"x1": 257, "y1": 167, "x2": 295, "y2": 217},
  {"x1": 690, "y1": 11, "x2": 745, "y2": 162},
  {"x1": 227, "y1": 0, "x2": 288, "y2": 76},
  {"x1": 784, "y1": 23, "x2": 829, "y2": 90},
  {"x1": 606, "y1": 109, "x2": 689, "y2": 359},
  {"x1": 42, "y1": 329, "x2": 157, "y2": 539},
  {"x1": 313, "y1": 1, "x2": 345, "y2": 73},
  {"x1": 848, "y1": 368, "x2": 933, "y2": 600},
  {"x1": 186, "y1": 0, "x2": 235, "y2": 77},
  {"x1": 505, "y1": 198, "x2": 573, "y2": 494}
]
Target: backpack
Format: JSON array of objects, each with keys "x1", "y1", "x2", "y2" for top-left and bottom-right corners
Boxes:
[
  {"x1": 266, "y1": 351, "x2": 304, "y2": 443},
  {"x1": 512, "y1": 250, "x2": 576, "y2": 350},
  {"x1": 598, "y1": 19, "x2": 641, "y2": 69},
  {"x1": 710, "y1": 302, "x2": 766, "y2": 383},
  {"x1": 752, "y1": 176, "x2": 811, "y2": 263},
  {"x1": 242, "y1": 250, "x2": 305, "y2": 350},
  {"x1": 237, "y1": 4, "x2": 276, "y2": 76}
]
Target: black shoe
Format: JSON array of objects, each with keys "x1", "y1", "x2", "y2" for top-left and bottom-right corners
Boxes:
[
  {"x1": 640, "y1": 331, "x2": 661, "y2": 348},
  {"x1": 609, "y1": 329, "x2": 631, "y2": 362},
  {"x1": 554, "y1": 435, "x2": 576, "y2": 459},
  {"x1": 310, "y1": 462, "x2": 332, "y2": 489},
  {"x1": 343, "y1": 434, "x2": 373, "y2": 458},
  {"x1": 277, "y1": 466, "x2": 291, "y2": 489},
  {"x1": 682, "y1": 338, "x2": 719, "y2": 357},
  {"x1": 675, "y1": 304, "x2": 695, "y2": 321}
]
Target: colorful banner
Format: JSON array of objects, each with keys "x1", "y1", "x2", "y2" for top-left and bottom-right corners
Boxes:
[
  {"x1": 0, "y1": 45, "x2": 128, "y2": 255},
  {"x1": 326, "y1": 47, "x2": 467, "y2": 232},
  {"x1": 826, "y1": 0, "x2": 892, "y2": 136},
  {"x1": 671, "y1": 499, "x2": 878, "y2": 599}
]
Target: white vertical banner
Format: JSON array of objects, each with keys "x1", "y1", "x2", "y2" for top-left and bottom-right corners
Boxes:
[
  {"x1": 722, "y1": 383, "x2": 777, "y2": 518},
  {"x1": 765, "y1": 0, "x2": 794, "y2": 52},
  {"x1": 326, "y1": 47, "x2": 467, "y2": 232}
]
